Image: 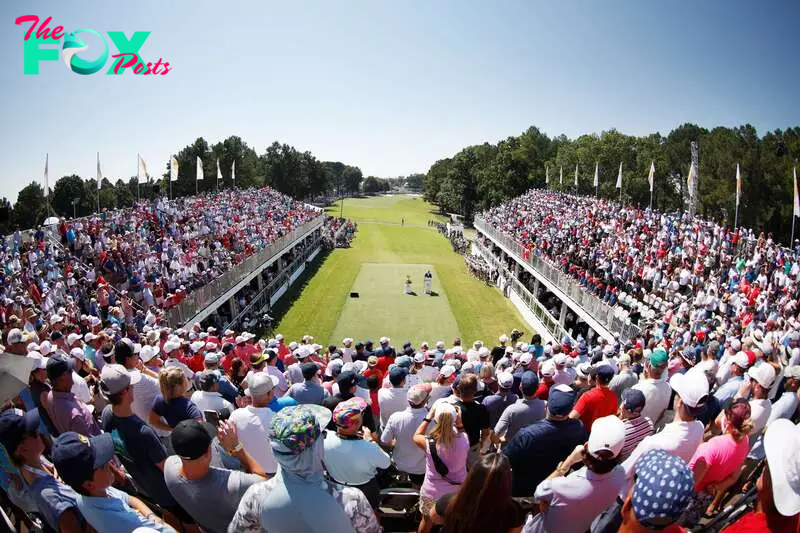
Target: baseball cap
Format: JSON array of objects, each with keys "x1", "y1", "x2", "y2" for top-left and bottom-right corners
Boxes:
[
  {"x1": 593, "y1": 363, "x2": 615, "y2": 380},
  {"x1": 99, "y1": 364, "x2": 141, "y2": 397},
  {"x1": 723, "y1": 398, "x2": 751, "y2": 432},
  {"x1": 519, "y1": 353, "x2": 533, "y2": 365},
  {"x1": 69, "y1": 347, "x2": 85, "y2": 361},
  {"x1": 407, "y1": 383, "x2": 431, "y2": 406},
  {"x1": 333, "y1": 397, "x2": 367, "y2": 429},
  {"x1": 540, "y1": 360, "x2": 556, "y2": 377},
  {"x1": 38, "y1": 341, "x2": 54, "y2": 356},
  {"x1": 784, "y1": 365, "x2": 800, "y2": 379},
  {"x1": 140, "y1": 345, "x2": 159, "y2": 363},
  {"x1": 575, "y1": 362, "x2": 592, "y2": 379},
  {"x1": 733, "y1": 351, "x2": 750, "y2": 369},
  {"x1": 520, "y1": 371, "x2": 539, "y2": 396},
  {"x1": 247, "y1": 372, "x2": 279, "y2": 396},
  {"x1": 747, "y1": 363, "x2": 776, "y2": 389},
  {"x1": 669, "y1": 371, "x2": 709, "y2": 412},
  {"x1": 0, "y1": 409, "x2": 40, "y2": 455},
  {"x1": 632, "y1": 449, "x2": 694, "y2": 527},
  {"x1": 548, "y1": 384, "x2": 576, "y2": 416},
  {"x1": 250, "y1": 352, "x2": 268, "y2": 366},
  {"x1": 269, "y1": 405, "x2": 331, "y2": 456},
  {"x1": 52, "y1": 432, "x2": 116, "y2": 490},
  {"x1": 171, "y1": 420, "x2": 213, "y2": 460},
  {"x1": 197, "y1": 370, "x2": 220, "y2": 391},
  {"x1": 66, "y1": 333, "x2": 82, "y2": 346},
  {"x1": 389, "y1": 366, "x2": 408, "y2": 386},
  {"x1": 439, "y1": 365, "x2": 455, "y2": 379},
  {"x1": 204, "y1": 352, "x2": 220, "y2": 365},
  {"x1": 621, "y1": 388, "x2": 646, "y2": 413},
  {"x1": 497, "y1": 371, "x2": 514, "y2": 389},
  {"x1": 301, "y1": 362, "x2": 320, "y2": 380},
  {"x1": 413, "y1": 352, "x2": 426, "y2": 364},
  {"x1": 367, "y1": 356, "x2": 378, "y2": 367},
  {"x1": 336, "y1": 370, "x2": 358, "y2": 390},
  {"x1": 46, "y1": 357, "x2": 72, "y2": 381},
  {"x1": 395, "y1": 355, "x2": 413, "y2": 369},
  {"x1": 649, "y1": 347, "x2": 668, "y2": 367},
  {"x1": 587, "y1": 415, "x2": 626, "y2": 458},
  {"x1": 6, "y1": 328, "x2": 28, "y2": 345},
  {"x1": 764, "y1": 418, "x2": 800, "y2": 516}
]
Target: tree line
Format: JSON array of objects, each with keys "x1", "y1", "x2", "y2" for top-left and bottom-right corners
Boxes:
[
  {"x1": 0, "y1": 136, "x2": 365, "y2": 233},
  {"x1": 424, "y1": 124, "x2": 800, "y2": 242}
]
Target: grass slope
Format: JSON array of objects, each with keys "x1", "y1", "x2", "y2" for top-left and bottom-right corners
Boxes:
[{"x1": 274, "y1": 195, "x2": 529, "y2": 345}]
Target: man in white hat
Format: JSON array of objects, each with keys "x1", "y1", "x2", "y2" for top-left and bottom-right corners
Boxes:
[
  {"x1": 341, "y1": 338, "x2": 355, "y2": 363},
  {"x1": 229, "y1": 373, "x2": 280, "y2": 475},
  {"x1": 736, "y1": 362, "x2": 776, "y2": 442},
  {"x1": 68, "y1": 347, "x2": 93, "y2": 405}
]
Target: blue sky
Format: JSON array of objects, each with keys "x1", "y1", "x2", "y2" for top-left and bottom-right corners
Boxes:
[{"x1": 1, "y1": 0, "x2": 798, "y2": 203}]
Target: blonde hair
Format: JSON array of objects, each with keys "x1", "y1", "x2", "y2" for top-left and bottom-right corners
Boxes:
[
  {"x1": 430, "y1": 410, "x2": 457, "y2": 448},
  {"x1": 159, "y1": 367, "x2": 187, "y2": 401},
  {"x1": 479, "y1": 362, "x2": 495, "y2": 382}
]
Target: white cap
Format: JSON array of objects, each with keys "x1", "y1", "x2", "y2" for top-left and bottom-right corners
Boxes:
[
  {"x1": 26, "y1": 342, "x2": 40, "y2": 353},
  {"x1": 235, "y1": 336, "x2": 246, "y2": 344},
  {"x1": 189, "y1": 341, "x2": 205, "y2": 353},
  {"x1": 140, "y1": 345, "x2": 159, "y2": 363},
  {"x1": 288, "y1": 341, "x2": 299, "y2": 350},
  {"x1": 343, "y1": 337, "x2": 353, "y2": 346},
  {"x1": 275, "y1": 334, "x2": 284, "y2": 341},
  {"x1": 380, "y1": 336, "x2": 390, "y2": 344},
  {"x1": 730, "y1": 338, "x2": 742, "y2": 351},
  {"x1": 587, "y1": 415, "x2": 626, "y2": 458},
  {"x1": 748, "y1": 363, "x2": 776, "y2": 389},
  {"x1": 294, "y1": 347, "x2": 310, "y2": 359},
  {"x1": 84, "y1": 332, "x2": 97, "y2": 343},
  {"x1": 669, "y1": 371, "x2": 709, "y2": 409},
  {"x1": 27, "y1": 352, "x2": 49, "y2": 370},
  {"x1": 784, "y1": 366, "x2": 800, "y2": 379},
  {"x1": 69, "y1": 348, "x2": 85, "y2": 361},
  {"x1": 478, "y1": 347, "x2": 490, "y2": 359},
  {"x1": 49, "y1": 314, "x2": 64, "y2": 326},
  {"x1": 38, "y1": 341, "x2": 53, "y2": 356},
  {"x1": 462, "y1": 361, "x2": 476, "y2": 374},
  {"x1": 325, "y1": 359, "x2": 344, "y2": 377},
  {"x1": 499, "y1": 334, "x2": 509, "y2": 344},
  {"x1": 733, "y1": 351, "x2": 750, "y2": 369},
  {"x1": 67, "y1": 333, "x2": 82, "y2": 346},
  {"x1": 413, "y1": 352, "x2": 425, "y2": 363},
  {"x1": 439, "y1": 366, "x2": 456, "y2": 379},
  {"x1": 163, "y1": 341, "x2": 180, "y2": 353},
  {"x1": 553, "y1": 354, "x2": 567, "y2": 366},
  {"x1": 540, "y1": 360, "x2": 556, "y2": 377},
  {"x1": 497, "y1": 371, "x2": 514, "y2": 389},
  {"x1": 246, "y1": 372, "x2": 279, "y2": 396},
  {"x1": 520, "y1": 353, "x2": 533, "y2": 365},
  {"x1": 764, "y1": 419, "x2": 800, "y2": 516}
]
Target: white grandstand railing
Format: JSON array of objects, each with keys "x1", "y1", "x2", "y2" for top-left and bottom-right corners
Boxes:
[
  {"x1": 474, "y1": 217, "x2": 641, "y2": 341},
  {"x1": 165, "y1": 215, "x2": 325, "y2": 326}
]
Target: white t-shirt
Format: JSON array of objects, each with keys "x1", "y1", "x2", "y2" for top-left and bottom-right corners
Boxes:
[
  {"x1": 323, "y1": 432, "x2": 391, "y2": 485},
  {"x1": 71, "y1": 371, "x2": 92, "y2": 405},
  {"x1": 631, "y1": 377, "x2": 672, "y2": 426},
  {"x1": 190, "y1": 391, "x2": 234, "y2": 414},
  {"x1": 229, "y1": 405, "x2": 278, "y2": 474},
  {"x1": 378, "y1": 386, "x2": 410, "y2": 427},
  {"x1": 131, "y1": 371, "x2": 165, "y2": 433},
  {"x1": 749, "y1": 398, "x2": 772, "y2": 438},
  {"x1": 380, "y1": 407, "x2": 428, "y2": 475}
]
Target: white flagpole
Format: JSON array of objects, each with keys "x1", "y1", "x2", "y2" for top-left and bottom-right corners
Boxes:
[
  {"x1": 545, "y1": 164, "x2": 549, "y2": 187},
  {"x1": 792, "y1": 167, "x2": 798, "y2": 245},
  {"x1": 593, "y1": 162, "x2": 599, "y2": 197},
  {"x1": 136, "y1": 154, "x2": 140, "y2": 202},
  {"x1": 97, "y1": 152, "x2": 102, "y2": 213},
  {"x1": 734, "y1": 163, "x2": 741, "y2": 230},
  {"x1": 648, "y1": 161, "x2": 654, "y2": 210},
  {"x1": 44, "y1": 153, "x2": 51, "y2": 217}
]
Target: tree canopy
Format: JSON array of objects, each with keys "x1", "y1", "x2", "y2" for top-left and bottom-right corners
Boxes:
[{"x1": 423, "y1": 124, "x2": 800, "y2": 243}]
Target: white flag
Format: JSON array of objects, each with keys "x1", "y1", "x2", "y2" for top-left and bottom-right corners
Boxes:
[
  {"x1": 559, "y1": 166, "x2": 563, "y2": 185},
  {"x1": 216, "y1": 159, "x2": 222, "y2": 183},
  {"x1": 44, "y1": 154, "x2": 49, "y2": 193},
  {"x1": 593, "y1": 162, "x2": 599, "y2": 187},
  {"x1": 97, "y1": 153, "x2": 102, "y2": 189},
  {"x1": 574, "y1": 164, "x2": 579, "y2": 187},
  {"x1": 196, "y1": 156, "x2": 203, "y2": 181},
  {"x1": 137, "y1": 154, "x2": 148, "y2": 184},
  {"x1": 648, "y1": 161, "x2": 655, "y2": 192},
  {"x1": 169, "y1": 156, "x2": 178, "y2": 182},
  {"x1": 616, "y1": 162, "x2": 623, "y2": 189},
  {"x1": 794, "y1": 167, "x2": 799, "y2": 218},
  {"x1": 687, "y1": 161, "x2": 697, "y2": 193},
  {"x1": 545, "y1": 165, "x2": 549, "y2": 184},
  {"x1": 735, "y1": 163, "x2": 741, "y2": 206},
  {"x1": 231, "y1": 160, "x2": 236, "y2": 186}
]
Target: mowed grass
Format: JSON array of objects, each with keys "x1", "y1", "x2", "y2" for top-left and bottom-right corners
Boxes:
[{"x1": 274, "y1": 195, "x2": 529, "y2": 346}]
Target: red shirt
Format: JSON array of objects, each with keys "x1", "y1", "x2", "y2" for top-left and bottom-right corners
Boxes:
[
  {"x1": 573, "y1": 386, "x2": 618, "y2": 432},
  {"x1": 721, "y1": 511, "x2": 799, "y2": 533},
  {"x1": 534, "y1": 381, "x2": 552, "y2": 401},
  {"x1": 376, "y1": 356, "x2": 394, "y2": 375}
]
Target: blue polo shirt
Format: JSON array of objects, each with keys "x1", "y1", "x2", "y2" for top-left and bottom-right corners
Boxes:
[
  {"x1": 76, "y1": 486, "x2": 174, "y2": 533},
  {"x1": 503, "y1": 418, "x2": 587, "y2": 497}
]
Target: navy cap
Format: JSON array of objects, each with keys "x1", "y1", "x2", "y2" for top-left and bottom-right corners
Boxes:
[
  {"x1": 374, "y1": 348, "x2": 384, "y2": 357},
  {"x1": 336, "y1": 370, "x2": 357, "y2": 389},
  {"x1": 622, "y1": 388, "x2": 646, "y2": 412},
  {"x1": 46, "y1": 356, "x2": 72, "y2": 381},
  {"x1": 594, "y1": 363, "x2": 615, "y2": 380},
  {"x1": 402, "y1": 341, "x2": 412, "y2": 349},
  {"x1": 52, "y1": 432, "x2": 115, "y2": 490},
  {"x1": 389, "y1": 366, "x2": 408, "y2": 386},
  {"x1": 0, "y1": 409, "x2": 40, "y2": 455},
  {"x1": 301, "y1": 362, "x2": 320, "y2": 380},
  {"x1": 520, "y1": 371, "x2": 539, "y2": 396},
  {"x1": 547, "y1": 384, "x2": 576, "y2": 416}
]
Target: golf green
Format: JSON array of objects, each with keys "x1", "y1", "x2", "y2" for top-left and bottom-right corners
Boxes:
[
  {"x1": 273, "y1": 195, "x2": 529, "y2": 347},
  {"x1": 331, "y1": 264, "x2": 461, "y2": 346}
]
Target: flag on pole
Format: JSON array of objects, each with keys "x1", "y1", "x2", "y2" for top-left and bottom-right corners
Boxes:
[
  {"x1": 687, "y1": 160, "x2": 697, "y2": 192},
  {"x1": 616, "y1": 162, "x2": 623, "y2": 189},
  {"x1": 137, "y1": 154, "x2": 148, "y2": 184},
  {"x1": 231, "y1": 160, "x2": 236, "y2": 187},
  {"x1": 168, "y1": 156, "x2": 178, "y2": 182},
  {"x1": 574, "y1": 164, "x2": 579, "y2": 187},
  {"x1": 545, "y1": 165, "x2": 549, "y2": 184},
  {"x1": 735, "y1": 163, "x2": 741, "y2": 206},
  {"x1": 196, "y1": 157, "x2": 203, "y2": 181},
  {"x1": 593, "y1": 162, "x2": 599, "y2": 187},
  {"x1": 216, "y1": 159, "x2": 222, "y2": 183},
  {"x1": 97, "y1": 153, "x2": 103, "y2": 189},
  {"x1": 648, "y1": 161, "x2": 655, "y2": 192},
  {"x1": 793, "y1": 167, "x2": 799, "y2": 218},
  {"x1": 44, "y1": 154, "x2": 49, "y2": 193},
  {"x1": 559, "y1": 166, "x2": 563, "y2": 185}
]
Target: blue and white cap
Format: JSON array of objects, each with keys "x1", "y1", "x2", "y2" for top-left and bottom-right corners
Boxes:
[{"x1": 632, "y1": 449, "x2": 694, "y2": 527}]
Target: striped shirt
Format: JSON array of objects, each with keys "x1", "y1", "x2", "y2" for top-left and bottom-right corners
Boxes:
[{"x1": 619, "y1": 415, "x2": 654, "y2": 461}]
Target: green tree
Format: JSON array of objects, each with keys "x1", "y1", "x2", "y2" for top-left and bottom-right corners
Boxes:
[
  {"x1": 52, "y1": 175, "x2": 87, "y2": 218},
  {"x1": 13, "y1": 182, "x2": 46, "y2": 227},
  {"x1": 362, "y1": 176, "x2": 382, "y2": 194}
]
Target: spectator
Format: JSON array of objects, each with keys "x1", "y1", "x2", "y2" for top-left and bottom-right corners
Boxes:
[
  {"x1": 504, "y1": 384, "x2": 587, "y2": 497},
  {"x1": 324, "y1": 370, "x2": 377, "y2": 432},
  {"x1": 380, "y1": 383, "x2": 431, "y2": 484},
  {"x1": 229, "y1": 405, "x2": 381, "y2": 533},
  {"x1": 482, "y1": 371, "x2": 518, "y2": 429},
  {"x1": 67, "y1": 347, "x2": 92, "y2": 404},
  {"x1": 229, "y1": 372, "x2": 279, "y2": 475},
  {"x1": 412, "y1": 402, "x2": 469, "y2": 533},
  {"x1": 52, "y1": 432, "x2": 174, "y2": 532},
  {"x1": 491, "y1": 335, "x2": 510, "y2": 365},
  {"x1": 150, "y1": 367, "x2": 202, "y2": 431},
  {"x1": 524, "y1": 415, "x2": 627, "y2": 533},
  {"x1": 429, "y1": 365, "x2": 455, "y2": 404},
  {"x1": 494, "y1": 370, "x2": 546, "y2": 445},
  {"x1": 164, "y1": 419, "x2": 267, "y2": 533},
  {"x1": 738, "y1": 363, "x2": 775, "y2": 443},
  {"x1": 115, "y1": 340, "x2": 162, "y2": 427},
  {"x1": 534, "y1": 360, "x2": 556, "y2": 401},
  {"x1": 630, "y1": 348, "x2": 671, "y2": 427},
  {"x1": 324, "y1": 397, "x2": 391, "y2": 507},
  {"x1": 203, "y1": 352, "x2": 239, "y2": 404},
  {"x1": 617, "y1": 388, "x2": 654, "y2": 461},
  {"x1": 441, "y1": 374, "x2": 492, "y2": 466},
  {"x1": 264, "y1": 349, "x2": 289, "y2": 397},
  {"x1": 608, "y1": 354, "x2": 638, "y2": 401},
  {"x1": 713, "y1": 352, "x2": 749, "y2": 405},
  {"x1": 379, "y1": 366, "x2": 411, "y2": 427},
  {"x1": 191, "y1": 370, "x2": 235, "y2": 415},
  {"x1": 429, "y1": 452, "x2": 525, "y2": 533},
  {"x1": 569, "y1": 364, "x2": 618, "y2": 432},
  {"x1": 287, "y1": 362, "x2": 326, "y2": 405},
  {"x1": 767, "y1": 365, "x2": 800, "y2": 424},
  {"x1": 43, "y1": 356, "x2": 100, "y2": 437}
]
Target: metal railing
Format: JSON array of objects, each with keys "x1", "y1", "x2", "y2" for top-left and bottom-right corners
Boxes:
[
  {"x1": 474, "y1": 217, "x2": 641, "y2": 341},
  {"x1": 473, "y1": 240, "x2": 571, "y2": 342},
  {"x1": 166, "y1": 216, "x2": 325, "y2": 326}
]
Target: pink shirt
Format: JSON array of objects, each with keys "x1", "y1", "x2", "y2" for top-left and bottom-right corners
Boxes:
[
  {"x1": 689, "y1": 433, "x2": 749, "y2": 492},
  {"x1": 420, "y1": 432, "x2": 470, "y2": 500}
]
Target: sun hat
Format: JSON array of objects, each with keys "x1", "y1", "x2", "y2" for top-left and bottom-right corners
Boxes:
[
  {"x1": 632, "y1": 449, "x2": 694, "y2": 527},
  {"x1": 587, "y1": 415, "x2": 626, "y2": 458},
  {"x1": 270, "y1": 405, "x2": 332, "y2": 456},
  {"x1": 764, "y1": 418, "x2": 800, "y2": 516}
]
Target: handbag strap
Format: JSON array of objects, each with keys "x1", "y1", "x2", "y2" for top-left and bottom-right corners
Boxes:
[{"x1": 428, "y1": 438, "x2": 460, "y2": 486}]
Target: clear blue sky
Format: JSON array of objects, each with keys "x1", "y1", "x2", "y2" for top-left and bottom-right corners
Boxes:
[{"x1": 1, "y1": 0, "x2": 798, "y2": 203}]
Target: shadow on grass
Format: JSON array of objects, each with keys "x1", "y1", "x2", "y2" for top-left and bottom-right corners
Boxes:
[
  {"x1": 428, "y1": 291, "x2": 439, "y2": 297},
  {"x1": 268, "y1": 248, "x2": 332, "y2": 324}
]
